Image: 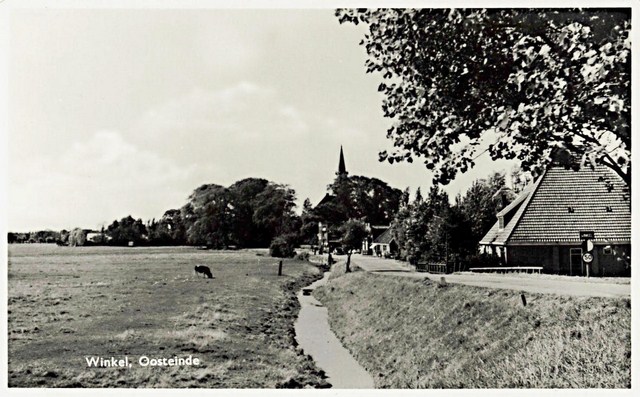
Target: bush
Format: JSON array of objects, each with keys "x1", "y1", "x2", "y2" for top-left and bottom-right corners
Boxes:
[{"x1": 269, "y1": 235, "x2": 297, "y2": 258}]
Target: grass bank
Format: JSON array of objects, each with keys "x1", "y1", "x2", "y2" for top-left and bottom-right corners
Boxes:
[
  {"x1": 8, "y1": 244, "x2": 329, "y2": 388},
  {"x1": 314, "y1": 267, "x2": 630, "y2": 388}
]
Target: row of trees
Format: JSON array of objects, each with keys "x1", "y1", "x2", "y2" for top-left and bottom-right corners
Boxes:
[
  {"x1": 10, "y1": 169, "x2": 516, "y2": 266},
  {"x1": 8, "y1": 230, "x2": 62, "y2": 244},
  {"x1": 390, "y1": 172, "x2": 519, "y2": 267},
  {"x1": 328, "y1": 170, "x2": 521, "y2": 272},
  {"x1": 179, "y1": 178, "x2": 299, "y2": 249},
  {"x1": 19, "y1": 178, "x2": 300, "y2": 250}
]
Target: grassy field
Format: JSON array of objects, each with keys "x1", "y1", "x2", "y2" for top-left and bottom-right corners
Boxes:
[
  {"x1": 8, "y1": 244, "x2": 329, "y2": 388},
  {"x1": 315, "y1": 265, "x2": 631, "y2": 388}
]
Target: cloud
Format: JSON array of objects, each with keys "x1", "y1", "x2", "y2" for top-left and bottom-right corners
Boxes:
[
  {"x1": 8, "y1": 130, "x2": 199, "y2": 231},
  {"x1": 126, "y1": 81, "x2": 399, "y2": 205},
  {"x1": 8, "y1": 81, "x2": 382, "y2": 231},
  {"x1": 131, "y1": 82, "x2": 312, "y2": 162}
]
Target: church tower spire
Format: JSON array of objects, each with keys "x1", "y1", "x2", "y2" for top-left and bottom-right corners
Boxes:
[{"x1": 337, "y1": 145, "x2": 348, "y2": 177}]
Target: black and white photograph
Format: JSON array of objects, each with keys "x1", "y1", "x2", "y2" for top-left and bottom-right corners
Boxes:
[{"x1": 2, "y1": 0, "x2": 636, "y2": 393}]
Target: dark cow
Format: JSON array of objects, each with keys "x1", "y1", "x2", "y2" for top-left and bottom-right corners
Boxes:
[{"x1": 194, "y1": 265, "x2": 213, "y2": 279}]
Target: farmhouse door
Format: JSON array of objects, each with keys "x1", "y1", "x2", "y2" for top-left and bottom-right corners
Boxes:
[{"x1": 569, "y1": 248, "x2": 584, "y2": 276}]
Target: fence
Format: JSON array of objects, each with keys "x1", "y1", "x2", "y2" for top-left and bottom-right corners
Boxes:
[{"x1": 416, "y1": 262, "x2": 448, "y2": 274}]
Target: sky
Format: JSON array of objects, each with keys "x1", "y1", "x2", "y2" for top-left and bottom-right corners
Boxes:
[{"x1": 6, "y1": 8, "x2": 517, "y2": 232}]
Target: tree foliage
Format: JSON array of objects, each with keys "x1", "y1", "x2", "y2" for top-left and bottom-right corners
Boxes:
[
  {"x1": 106, "y1": 216, "x2": 148, "y2": 246},
  {"x1": 392, "y1": 172, "x2": 512, "y2": 266},
  {"x1": 68, "y1": 228, "x2": 87, "y2": 247},
  {"x1": 315, "y1": 174, "x2": 403, "y2": 226},
  {"x1": 181, "y1": 179, "x2": 299, "y2": 249},
  {"x1": 337, "y1": 8, "x2": 631, "y2": 186},
  {"x1": 339, "y1": 218, "x2": 369, "y2": 272}
]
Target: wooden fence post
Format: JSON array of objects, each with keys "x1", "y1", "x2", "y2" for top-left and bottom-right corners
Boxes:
[{"x1": 278, "y1": 260, "x2": 283, "y2": 276}]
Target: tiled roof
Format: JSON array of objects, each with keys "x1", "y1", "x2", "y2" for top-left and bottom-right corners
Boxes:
[
  {"x1": 479, "y1": 180, "x2": 541, "y2": 246},
  {"x1": 317, "y1": 193, "x2": 335, "y2": 207},
  {"x1": 508, "y1": 166, "x2": 630, "y2": 244},
  {"x1": 370, "y1": 225, "x2": 389, "y2": 240},
  {"x1": 374, "y1": 227, "x2": 395, "y2": 245},
  {"x1": 481, "y1": 165, "x2": 630, "y2": 246}
]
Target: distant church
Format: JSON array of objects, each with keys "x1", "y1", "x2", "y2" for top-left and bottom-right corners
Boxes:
[
  {"x1": 316, "y1": 146, "x2": 398, "y2": 257},
  {"x1": 316, "y1": 146, "x2": 348, "y2": 253},
  {"x1": 316, "y1": 145, "x2": 348, "y2": 208}
]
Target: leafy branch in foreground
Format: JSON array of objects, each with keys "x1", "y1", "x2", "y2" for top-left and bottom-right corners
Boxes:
[{"x1": 337, "y1": 8, "x2": 630, "y2": 186}]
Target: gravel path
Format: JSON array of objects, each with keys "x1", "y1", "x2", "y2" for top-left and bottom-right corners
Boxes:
[{"x1": 351, "y1": 254, "x2": 630, "y2": 299}]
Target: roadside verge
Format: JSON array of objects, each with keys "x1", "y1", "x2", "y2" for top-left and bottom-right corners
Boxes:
[{"x1": 314, "y1": 270, "x2": 630, "y2": 388}]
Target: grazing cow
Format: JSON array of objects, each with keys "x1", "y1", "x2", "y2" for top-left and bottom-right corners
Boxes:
[{"x1": 194, "y1": 265, "x2": 213, "y2": 279}]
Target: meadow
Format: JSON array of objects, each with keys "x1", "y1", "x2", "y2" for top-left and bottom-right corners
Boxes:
[
  {"x1": 315, "y1": 264, "x2": 631, "y2": 388},
  {"x1": 8, "y1": 244, "x2": 329, "y2": 388}
]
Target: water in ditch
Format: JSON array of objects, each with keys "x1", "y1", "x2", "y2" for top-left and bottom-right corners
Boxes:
[{"x1": 294, "y1": 271, "x2": 375, "y2": 389}]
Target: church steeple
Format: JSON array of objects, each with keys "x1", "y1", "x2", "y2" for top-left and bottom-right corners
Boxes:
[{"x1": 337, "y1": 145, "x2": 348, "y2": 177}]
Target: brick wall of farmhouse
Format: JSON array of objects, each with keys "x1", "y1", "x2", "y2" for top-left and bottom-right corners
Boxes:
[
  {"x1": 507, "y1": 244, "x2": 631, "y2": 276},
  {"x1": 507, "y1": 246, "x2": 553, "y2": 270},
  {"x1": 596, "y1": 244, "x2": 631, "y2": 277}
]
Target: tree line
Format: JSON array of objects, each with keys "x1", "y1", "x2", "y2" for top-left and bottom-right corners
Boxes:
[
  {"x1": 390, "y1": 171, "x2": 525, "y2": 269},
  {"x1": 8, "y1": 168, "x2": 524, "y2": 268},
  {"x1": 7, "y1": 175, "x2": 405, "y2": 257}
]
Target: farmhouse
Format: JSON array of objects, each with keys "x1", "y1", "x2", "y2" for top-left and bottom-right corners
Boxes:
[
  {"x1": 369, "y1": 226, "x2": 398, "y2": 258},
  {"x1": 479, "y1": 165, "x2": 631, "y2": 276},
  {"x1": 361, "y1": 224, "x2": 390, "y2": 255}
]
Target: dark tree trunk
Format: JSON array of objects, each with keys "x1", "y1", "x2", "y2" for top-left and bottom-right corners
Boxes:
[{"x1": 346, "y1": 252, "x2": 351, "y2": 273}]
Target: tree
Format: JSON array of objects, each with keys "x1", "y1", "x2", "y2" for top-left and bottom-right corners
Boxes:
[
  {"x1": 229, "y1": 178, "x2": 270, "y2": 247},
  {"x1": 68, "y1": 228, "x2": 86, "y2": 247},
  {"x1": 59, "y1": 229, "x2": 69, "y2": 245},
  {"x1": 339, "y1": 219, "x2": 368, "y2": 273},
  {"x1": 186, "y1": 189, "x2": 235, "y2": 248},
  {"x1": 106, "y1": 216, "x2": 148, "y2": 246},
  {"x1": 318, "y1": 174, "x2": 403, "y2": 226},
  {"x1": 459, "y1": 172, "x2": 514, "y2": 244},
  {"x1": 252, "y1": 183, "x2": 299, "y2": 244},
  {"x1": 269, "y1": 234, "x2": 297, "y2": 258},
  {"x1": 179, "y1": 179, "x2": 298, "y2": 249},
  {"x1": 165, "y1": 209, "x2": 187, "y2": 244},
  {"x1": 299, "y1": 198, "x2": 321, "y2": 245},
  {"x1": 337, "y1": 9, "x2": 630, "y2": 187}
]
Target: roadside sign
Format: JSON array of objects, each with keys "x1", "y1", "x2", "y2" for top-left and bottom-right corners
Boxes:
[
  {"x1": 582, "y1": 252, "x2": 594, "y2": 263},
  {"x1": 579, "y1": 231, "x2": 595, "y2": 240},
  {"x1": 581, "y1": 239, "x2": 594, "y2": 252}
]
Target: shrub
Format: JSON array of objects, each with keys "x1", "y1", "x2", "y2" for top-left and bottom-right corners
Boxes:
[{"x1": 269, "y1": 235, "x2": 296, "y2": 258}]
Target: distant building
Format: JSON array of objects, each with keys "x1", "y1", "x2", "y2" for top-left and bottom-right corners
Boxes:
[
  {"x1": 362, "y1": 224, "x2": 391, "y2": 255},
  {"x1": 369, "y1": 226, "x2": 398, "y2": 258},
  {"x1": 479, "y1": 165, "x2": 631, "y2": 276},
  {"x1": 86, "y1": 231, "x2": 112, "y2": 244}
]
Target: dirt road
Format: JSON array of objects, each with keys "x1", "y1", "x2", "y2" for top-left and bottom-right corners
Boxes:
[{"x1": 350, "y1": 254, "x2": 630, "y2": 299}]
